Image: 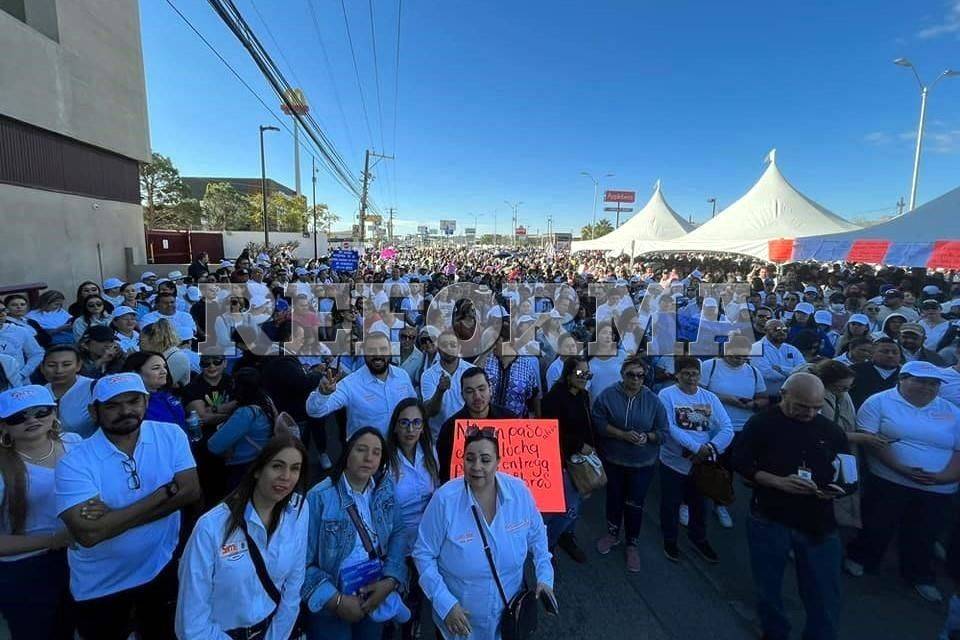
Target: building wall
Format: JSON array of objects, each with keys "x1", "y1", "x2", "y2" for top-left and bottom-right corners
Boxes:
[
  {"x1": 0, "y1": 0, "x2": 151, "y2": 163},
  {"x1": 0, "y1": 183, "x2": 146, "y2": 293}
]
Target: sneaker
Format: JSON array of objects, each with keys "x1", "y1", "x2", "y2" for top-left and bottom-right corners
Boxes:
[
  {"x1": 558, "y1": 532, "x2": 587, "y2": 564},
  {"x1": 596, "y1": 533, "x2": 620, "y2": 555},
  {"x1": 843, "y1": 559, "x2": 864, "y2": 577},
  {"x1": 663, "y1": 541, "x2": 681, "y2": 563},
  {"x1": 626, "y1": 545, "x2": 642, "y2": 573},
  {"x1": 318, "y1": 452, "x2": 333, "y2": 470},
  {"x1": 679, "y1": 504, "x2": 689, "y2": 527},
  {"x1": 715, "y1": 505, "x2": 733, "y2": 529},
  {"x1": 692, "y1": 539, "x2": 720, "y2": 564},
  {"x1": 915, "y1": 583, "x2": 944, "y2": 603}
]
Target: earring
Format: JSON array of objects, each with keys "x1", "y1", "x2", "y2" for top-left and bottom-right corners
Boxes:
[
  {"x1": 0, "y1": 432, "x2": 12, "y2": 449},
  {"x1": 50, "y1": 418, "x2": 63, "y2": 438}
]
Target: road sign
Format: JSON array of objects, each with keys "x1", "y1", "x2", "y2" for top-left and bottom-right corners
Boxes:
[
  {"x1": 330, "y1": 249, "x2": 359, "y2": 272},
  {"x1": 604, "y1": 206, "x2": 634, "y2": 212},
  {"x1": 465, "y1": 227, "x2": 476, "y2": 236},
  {"x1": 439, "y1": 220, "x2": 456, "y2": 235},
  {"x1": 516, "y1": 226, "x2": 527, "y2": 236},
  {"x1": 604, "y1": 190, "x2": 636, "y2": 203},
  {"x1": 417, "y1": 225, "x2": 429, "y2": 235}
]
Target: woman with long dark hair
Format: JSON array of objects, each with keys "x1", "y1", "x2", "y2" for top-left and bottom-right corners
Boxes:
[
  {"x1": 385, "y1": 399, "x2": 439, "y2": 640},
  {"x1": 207, "y1": 367, "x2": 277, "y2": 490},
  {"x1": 302, "y1": 426, "x2": 408, "y2": 640},
  {"x1": 176, "y1": 434, "x2": 309, "y2": 639},
  {"x1": 122, "y1": 350, "x2": 186, "y2": 429},
  {"x1": 70, "y1": 294, "x2": 112, "y2": 344},
  {"x1": 0, "y1": 385, "x2": 82, "y2": 639},
  {"x1": 67, "y1": 282, "x2": 113, "y2": 319}
]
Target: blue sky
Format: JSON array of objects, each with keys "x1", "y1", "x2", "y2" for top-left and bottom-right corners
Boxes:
[{"x1": 140, "y1": 0, "x2": 960, "y2": 236}]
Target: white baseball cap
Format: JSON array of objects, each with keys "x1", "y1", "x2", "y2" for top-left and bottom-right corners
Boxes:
[
  {"x1": 900, "y1": 360, "x2": 952, "y2": 382},
  {"x1": 814, "y1": 310, "x2": 833, "y2": 325},
  {"x1": 795, "y1": 302, "x2": 816, "y2": 315},
  {"x1": 111, "y1": 305, "x2": 137, "y2": 319},
  {"x1": 92, "y1": 373, "x2": 148, "y2": 403},
  {"x1": 167, "y1": 270, "x2": 185, "y2": 280},
  {"x1": 0, "y1": 385, "x2": 57, "y2": 419},
  {"x1": 848, "y1": 313, "x2": 869, "y2": 326},
  {"x1": 103, "y1": 277, "x2": 124, "y2": 290},
  {"x1": 140, "y1": 271, "x2": 157, "y2": 281},
  {"x1": 185, "y1": 286, "x2": 201, "y2": 303}
]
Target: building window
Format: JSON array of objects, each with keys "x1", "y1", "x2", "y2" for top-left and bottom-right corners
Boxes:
[{"x1": 0, "y1": 0, "x2": 27, "y2": 23}]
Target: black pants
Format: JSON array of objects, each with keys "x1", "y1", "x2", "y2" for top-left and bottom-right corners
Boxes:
[
  {"x1": 74, "y1": 558, "x2": 178, "y2": 640},
  {"x1": 0, "y1": 549, "x2": 74, "y2": 640},
  {"x1": 659, "y1": 464, "x2": 707, "y2": 545}
]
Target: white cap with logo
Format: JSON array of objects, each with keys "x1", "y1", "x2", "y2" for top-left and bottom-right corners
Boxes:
[
  {"x1": 0, "y1": 385, "x2": 57, "y2": 419},
  {"x1": 92, "y1": 373, "x2": 148, "y2": 403},
  {"x1": 900, "y1": 360, "x2": 952, "y2": 383}
]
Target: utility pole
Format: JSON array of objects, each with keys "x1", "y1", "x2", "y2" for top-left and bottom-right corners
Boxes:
[
  {"x1": 311, "y1": 156, "x2": 318, "y2": 259},
  {"x1": 258, "y1": 125, "x2": 279, "y2": 248},
  {"x1": 386, "y1": 207, "x2": 396, "y2": 241},
  {"x1": 896, "y1": 197, "x2": 906, "y2": 216},
  {"x1": 708, "y1": 198, "x2": 717, "y2": 218},
  {"x1": 504, "y1": 200, "x2": 523, "y2": 246},
  {"x1": 358, "y1": 149, "x2": 393, "y2": 246}
]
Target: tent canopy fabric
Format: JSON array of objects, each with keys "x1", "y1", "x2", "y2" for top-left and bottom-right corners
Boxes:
[
  {"x1": 614, "y1": 150, "x2": 861, "y2": 260},
  {"x1": 571, "y1": 182, "x2": 693, "y2": 253}
]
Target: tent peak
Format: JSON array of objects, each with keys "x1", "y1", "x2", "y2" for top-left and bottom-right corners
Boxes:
[
  {"x1": 763, "y1": 148, "x2": 777, "y2": 166},
  {"x1": 653, "y1": 179, "x2": 662, "y2": 193}
]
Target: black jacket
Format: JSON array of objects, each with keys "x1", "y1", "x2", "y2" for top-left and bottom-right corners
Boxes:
[
  {"x1": 437, "y1": 404, "x2": 516, "y2": 482},
  {"x1": 541, "y1": 383, "x2": 594, "y2": 460},
  {"x1": 849, "y1": 362, "x2": 899, "y2": 409}
]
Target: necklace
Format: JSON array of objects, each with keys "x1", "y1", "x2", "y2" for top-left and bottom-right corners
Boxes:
[{"x1": 17, "y1": 440, "x2": 56, "y2": 463}]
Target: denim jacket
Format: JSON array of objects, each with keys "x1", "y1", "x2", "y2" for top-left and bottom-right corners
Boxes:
[{"x1": 302, "y1": 473, "x2": 409, "y2": 613}]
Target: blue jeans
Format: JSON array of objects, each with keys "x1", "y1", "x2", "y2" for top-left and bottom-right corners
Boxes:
[
  {"x1": 545, "y1": 470, "x2": 582, "y2": 548},
  {"x1": 746, "y1": 513, "x2": 841, "y2": 640},
  {"x1": 603, "y1": 461, "x2": 656, "y2": 546},
  {"x1": 305, "y1": 609, "x2": 383, "y2": 640},
  {"x1": 659, "y1": 464, "x2": 707, "y2": 545}
]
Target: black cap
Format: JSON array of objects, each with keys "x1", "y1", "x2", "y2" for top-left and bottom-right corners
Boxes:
[{"x1": 84, "y1": 325, "x2": 117, "y2": 342}]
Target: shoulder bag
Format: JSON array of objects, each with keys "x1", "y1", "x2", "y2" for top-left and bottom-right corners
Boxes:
[
  {"x1": 692, "y1": 459, "x2": 735, "y2": 506},
  {"x1": 470, "y1": 503, "x2": 538, "y2": 640},
  {"x1": 564, "y1": 395, "x2": 607, "y2": 498},
  {"x1": 227, "y1": 520, "x2": 281, "y2": 640}
]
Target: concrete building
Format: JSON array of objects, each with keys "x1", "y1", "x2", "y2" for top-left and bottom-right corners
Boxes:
[{"x1": 0, "y1": 0, "x2": 150, "y2": 294}]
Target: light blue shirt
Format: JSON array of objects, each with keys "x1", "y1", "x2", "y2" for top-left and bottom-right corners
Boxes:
[
  {"x1": 55, "y1": 420, "x2": 196, "y2": 600},
  {"x1": 306, "y1": 364, "x2": 416, "y2": 437},
  {"x1": 393, "y1": 446, "x2": 438, "y2": 554},
  {"x1": 175, "y1": 497, "x2": 308, "y2": 640},
  {"x1": 47, "y1": 376, "x2": 97, "y2": 439},
  {"x1": 420, "y1": 359, "x2": 473, "y2": 439},
  {"x1": 141, "y1": 310, "x2": 197, "y2": 338},
  {"x1": 413, "y1": 473, "x2": 553, "y2": 640},
  {"x1": 0, "y1": 322, "x2": 43, "y2": 378},
  {"x1": 340, "y1": 476, "x2": 379, "y2": 572},
  {"x1": 753, "y1": 337, "x2": 804, "y2": 395},
  {"x1": 115, "y1": 330, "x2": 140, "y2": 354}
]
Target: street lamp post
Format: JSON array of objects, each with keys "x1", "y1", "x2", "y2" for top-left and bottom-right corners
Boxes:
[
  {"x1": 707, "y1": 198, "x2": 717, "y2": 218},
  {"x1": 504, "y1": 200, "x2": 523, "y2": 246},
  {"x1": 580, "y1": 171, "x2": 614, "y2": 238},
  {"x1": 311, "y1": 156, "x2": 318, "y2": 259},
  {"x1": 893, "y1": 58, "x2": 959, "y2": 211},
  {"x1": 259, "y1": 125, "x2": 280, "y2": 247}
]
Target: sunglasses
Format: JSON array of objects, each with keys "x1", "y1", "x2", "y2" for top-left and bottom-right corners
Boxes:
[
  {"x1": 574, "y1": 369, "x2": 593, "y2": 380},
  {"x1": 466, "y1": 426, "x2": 498, "y2": 440},
  {"x1": 399, "y1": 334, "x2": 417, "y2": 341},
  {"x1": 121, "y1": 458, "x2": 141, "y2": 491},
  {"x1": 623, "y1": 370, "x2": 645, "y2": 380},
  {"x1": 397, "y1": 417, "x2": 424, "y2": 432},
  {"x1": 201, "y1": 357, "x2": 225, "y2": 367},
  {"x1": 5, "y1": 406, "x2": 54, "y2": 426}
]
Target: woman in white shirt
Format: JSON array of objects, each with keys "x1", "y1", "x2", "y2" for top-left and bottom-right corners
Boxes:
[
  {"x1": 70, "y1": 294, "x2": 112, "y2": 343},
  {"x1": 413, "y1": 428, "x2": 555, "y2": 640},
  {"x1": 588, "y1": 324, "x2": 626, "y2": 401},
  {"x1": 26, "y1": 291, "x2": 73, "y2": 346},
  {"x1": 110, "y1": 306, "x2": 141, "y2": 354},
  {"x1": 176, "y1": 434, "x2": 309, "y2": 639},
  {"x1": 386, "y1": 399, "x2": 439, "y2": 640},
  {"x1": 0, "y1": 385, "x2": 84, "y2": 639}
]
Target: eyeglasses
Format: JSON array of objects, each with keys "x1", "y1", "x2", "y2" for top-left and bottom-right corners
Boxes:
[
  {"x1": 5, "y1": 406, "x2": 54, "y2": 426},
  {"x1": 121, "y1": 458, "x2": 141, "y2": 491},
  {"x1": 574, "y1": 369, "x2": 593, "y2": 380},
  {"x1": 399, "y1": 334, "x2": 417, "y2": 341},
  {"x1": 623, "y1": 370, "x2": 645, "y2": 380},
  {"x1": 466, "y1": 426, "x2": 498, "y2": 440},
  {"x1": 397, "y1": 417, "x2": 424, "y2": 432},
  {"x1": 201, "y1": 357, "x2": 225, "y2": 367}
]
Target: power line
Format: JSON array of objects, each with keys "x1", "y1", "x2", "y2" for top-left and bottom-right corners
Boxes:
[
  {"x1": 389, "y1": 0, "x2": 403, "y2": 211},
  {"x1": 338, "y1": 0, "x2": 376, "y2": 149},
  {"x1": 367, "y1": 0, "x2": 387, "y2": 154}
]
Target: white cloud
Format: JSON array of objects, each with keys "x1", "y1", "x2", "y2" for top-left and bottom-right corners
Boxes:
[
  {"x1": 917, "y1": 0, "x2": 960, "y2": 38},
  {"x1": 864, "y1": 131, "x2": 892, "y2": 144},
  {"x1": 927, "y1": 129, "x2": 960, "y2": 153}
]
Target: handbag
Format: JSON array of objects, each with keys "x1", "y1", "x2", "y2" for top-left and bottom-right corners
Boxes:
[
  {"x1": 470, "y1": 503, "x2": 538, "y2": 640},
  {"x1": 566, "y1": 452, "x2": 607, "y2": 497},
  {"x1": 691, "y1": 460, "x2": 735, "y2": 506},
  {"x1": 227, "y1": 520, "x2": 279, "y2": 640}
]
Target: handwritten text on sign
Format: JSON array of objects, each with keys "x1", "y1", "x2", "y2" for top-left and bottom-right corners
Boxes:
[{"x1": 451, "y1": 419, "x2": 566, "y2": 513}]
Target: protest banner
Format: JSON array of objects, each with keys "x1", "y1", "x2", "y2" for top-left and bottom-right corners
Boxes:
[{"x1": 450, "y1": 419, "x2": 565, "y2": 513}]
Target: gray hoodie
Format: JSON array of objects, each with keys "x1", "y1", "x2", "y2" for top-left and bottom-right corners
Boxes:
[{"x1": 592, "y1": 382, "x2": 668, "y2": 468}]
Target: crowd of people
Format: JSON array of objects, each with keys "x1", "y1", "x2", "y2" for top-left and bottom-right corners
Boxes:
[{"x1": 1, "y1": 243, "x2": 960, "y2": 640}]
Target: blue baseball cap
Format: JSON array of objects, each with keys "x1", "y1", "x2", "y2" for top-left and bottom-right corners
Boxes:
[{"x1": 0, "y1": 386, "x2": 57, "y2": 419}]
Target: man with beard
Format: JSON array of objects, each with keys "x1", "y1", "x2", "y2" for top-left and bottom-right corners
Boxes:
[
  {"x1": 421, "y1": 329, "x2": 473, "y2": 439},
  {"x1": 306, "y1": 331, "x2": 416, "y2": 438},
  {"x1": 55, "y1": 373, "x2": 200, "y2": 639},
  {"x1": 436, "y1": 366, "x2": 517, "y2": 482}
]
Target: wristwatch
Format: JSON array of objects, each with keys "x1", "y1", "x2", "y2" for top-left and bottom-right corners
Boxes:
[{"x1": 164, "y1": 481, "x2": 180, "y2": 498}]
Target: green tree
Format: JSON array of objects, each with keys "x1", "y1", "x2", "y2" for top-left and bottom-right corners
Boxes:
[
  {"x1": 202, "y1": 182, "x2": 249, "y2": 230},
  {"x1": 307, "y1": 203, "x2": 339, "y2": 233},
  {"x1": 140, "y1": 152, "x2": 191, "y2": 229},
  {"x1": 245, "y1": 192, "x2": 308, "y2": 232}
]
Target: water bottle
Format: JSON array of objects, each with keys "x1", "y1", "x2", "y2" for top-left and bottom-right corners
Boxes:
[{"x1": 186, "y1": 410, "x2": 203, "y2": 443}]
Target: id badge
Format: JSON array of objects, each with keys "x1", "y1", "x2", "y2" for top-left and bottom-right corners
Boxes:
[{"x1": 797, "y1": 467, "x2": 813, "y2": 482}]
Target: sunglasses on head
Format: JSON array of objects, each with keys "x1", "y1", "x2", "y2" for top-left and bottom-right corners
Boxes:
[
  {"x1": 5, "y1": 406, "x2": 54, "y2": 426},
  {"x1": 466, "y1": 425, "x2": 498, "y2": 440}
]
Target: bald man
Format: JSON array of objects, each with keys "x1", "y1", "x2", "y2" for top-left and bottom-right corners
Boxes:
[{"x1": 731, "y1": 372, "x2": 852, "y2": 640}]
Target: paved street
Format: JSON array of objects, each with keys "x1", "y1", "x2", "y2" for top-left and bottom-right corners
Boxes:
[{"x1": 539, "y1": 474, "x2": 947, "y2": 640}]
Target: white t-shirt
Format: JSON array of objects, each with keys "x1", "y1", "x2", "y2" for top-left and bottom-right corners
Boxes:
[
  {"x1": 857, "y1": 388, "x2": 960, "y2": 494},
  {"x1": 0, "y1": 433, "x2": 82, "y2": 562},
  {"x1": 699, "y1": 358, "x2": 766, "y2": 431},
  {"x1": 657, "y1": 384, "x2": 733, "y2": 475},
  {"x1": 939, "y1": 366, "x2": 960, "y2": 408},
  {"x1": 48, "y1": 376, "x2": 98, "y2": 439},
  {"x1": 921, "y1": 319, "x2": 951, "y2": 351},
  {"x1": 588, "y1": 353, "x2": 626, "y2": 403}
]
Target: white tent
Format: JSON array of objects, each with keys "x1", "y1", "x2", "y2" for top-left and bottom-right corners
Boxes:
[
  {"x1": 790, "y1": 185, "x2": 960, "y2": 266},
  {"x1": 571, "y1": 181, "x2": 693, "y2": 253},
  {"x1": 628, "y1": 150, "x2": 860, "y2": 260}
]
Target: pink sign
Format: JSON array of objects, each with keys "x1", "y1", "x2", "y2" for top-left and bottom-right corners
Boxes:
[{"x1": 380, "y1": 248, "x2": 397, "y2": 260}]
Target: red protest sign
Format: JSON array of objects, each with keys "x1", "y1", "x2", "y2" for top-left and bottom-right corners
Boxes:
[
  {"x1": 451, "y1": 419, "x2": 566, "y2": 513},
  {"x1": 767, "y1": 239, "x2": 795, "y2": 263},
  {"x1": 928, "y1": 241, "x2": 960, "y2": 270},
  {"x1": 846, "y1": 240, "x2": 890, "y2": 264}
]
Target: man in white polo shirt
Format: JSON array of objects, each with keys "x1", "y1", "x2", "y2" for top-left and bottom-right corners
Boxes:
[
  {"x1": 846, "y1": 361, "x2": 960, "y2": 603},
  {"x1": 421, "y1": 329, "x2": 473, "y2": 439},
  {"x1": 753, "y1": 319, "x2": 804, "y2": 398},
  {"x1": 55, "y1": 373, "x2": 200, "y2": 639},
  {"x1": 140, "y1": 291, "x2": 197, "y2": 339},
  {"x1": 307, "y1": 331, "x2": 416, "y2": 437}
]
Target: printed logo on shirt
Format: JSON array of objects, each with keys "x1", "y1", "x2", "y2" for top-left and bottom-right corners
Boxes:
[
  {"x1": 220, "y1": 540, "x2": 249, "y2": 560},
  {"x1": 454, "y1": 532, "x2": 476, "y2": 545},
  {"x1": 675, "y1": 405, "x2": 712, "y2": 432},
  {"x1": 505, "y1": 519, "x2": 530, "y2": 533}
]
